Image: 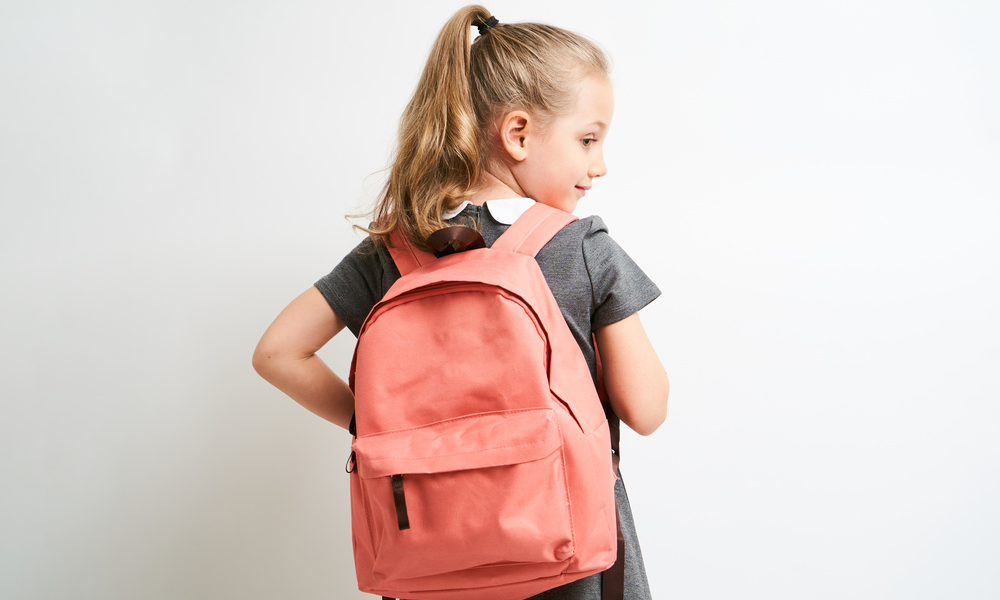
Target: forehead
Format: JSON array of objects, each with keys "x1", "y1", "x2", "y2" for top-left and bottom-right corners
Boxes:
[{"x1": 565, "y1": 75, "x2": 614, "y2": 129}]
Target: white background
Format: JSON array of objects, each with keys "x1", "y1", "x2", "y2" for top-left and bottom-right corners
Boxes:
[{"x1": 2, "y1": 1, "x2": 998, "y2": 598}]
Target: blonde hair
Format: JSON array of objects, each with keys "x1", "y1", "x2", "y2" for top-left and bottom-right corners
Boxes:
[{"x1": 362, "y1": 5, "x2": 610, "y2": 250}]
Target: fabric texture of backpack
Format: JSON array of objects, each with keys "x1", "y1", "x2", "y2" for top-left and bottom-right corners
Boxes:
[{"x1": 347, "y1": 202, "x2": 618, "y2": 600}]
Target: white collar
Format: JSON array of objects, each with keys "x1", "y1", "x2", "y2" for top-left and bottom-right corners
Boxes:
[{"x1": 443, "y1": 197, "x2": 576, "y2": 225}]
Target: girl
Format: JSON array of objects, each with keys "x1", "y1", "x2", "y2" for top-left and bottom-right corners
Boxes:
[{"x1": 253, "y1": 5, "x2": 669, "y2": 599}]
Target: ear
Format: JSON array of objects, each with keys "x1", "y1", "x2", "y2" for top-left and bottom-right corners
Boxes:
[{"x1": 498, "y1": 110, "x2": 530, "y2": 162}]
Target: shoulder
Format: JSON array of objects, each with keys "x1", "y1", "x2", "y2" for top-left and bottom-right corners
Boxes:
[
  {"x1": 314, "y1": 235, "x2": 401, "y2": 337},
  {"x1": 542, "y1": 214, "x2": 614, "y2": 260},
  {"x1": 571, "y1": 215, "x2": 662, "y2": 328},
  {"x1": 323, "y1": 236, "x2": 398, "y2": 282}
]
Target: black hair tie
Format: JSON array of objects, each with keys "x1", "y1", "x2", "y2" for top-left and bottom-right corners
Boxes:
[{"x1": 476, "y1": 15, "x2": 499, "y2": 36}]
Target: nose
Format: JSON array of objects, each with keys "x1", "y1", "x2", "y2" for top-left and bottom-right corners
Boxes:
[{"x1": 590, "y1": 147, "x2": 607, "y2": 178}]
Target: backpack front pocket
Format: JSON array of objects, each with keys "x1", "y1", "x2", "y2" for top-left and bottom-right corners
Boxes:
[{"x1": 351, "y1": 408, "x2": 575, "y2": 583}]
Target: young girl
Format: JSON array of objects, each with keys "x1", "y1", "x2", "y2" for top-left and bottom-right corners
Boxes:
[{"x1": 253, "y1": 5, "x2": 669, "y2": 599}]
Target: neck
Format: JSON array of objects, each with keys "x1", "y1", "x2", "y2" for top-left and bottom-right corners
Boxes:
[{"x1": 468, "y1": 169, "x2": 525, "y2": 205}]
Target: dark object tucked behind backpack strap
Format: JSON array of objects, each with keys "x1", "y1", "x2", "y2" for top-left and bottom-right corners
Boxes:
[{"x1": 426, "y1": 226, "x2": 486, "y2": 257}]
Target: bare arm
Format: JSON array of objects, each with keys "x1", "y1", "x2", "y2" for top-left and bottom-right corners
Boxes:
[
  {"x1": 594, "y1": 313, "x2": 669, "y2": 436},
  {"x1": 252, "y1": 286, "x2": 355, "y2": 430}
]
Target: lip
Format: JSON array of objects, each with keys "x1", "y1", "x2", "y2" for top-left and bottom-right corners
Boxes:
[{"x1": 575, "y1": 185, "x2": 591, "y2": 196}]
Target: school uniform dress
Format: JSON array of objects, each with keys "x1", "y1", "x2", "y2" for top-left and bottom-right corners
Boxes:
[{"x1": 316, "y1": 198, "x2": 660, "y2": 600}]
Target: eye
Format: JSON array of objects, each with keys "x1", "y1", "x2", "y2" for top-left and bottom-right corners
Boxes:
[{"x1": 582, "y1": 137, "x2": 596, "y2": 147}]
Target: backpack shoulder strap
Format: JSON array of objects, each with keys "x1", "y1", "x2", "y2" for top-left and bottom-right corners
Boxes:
[
  {"x1": 491, "y1": 202, "x2": 578, "y2": 257},
  {"x1": 387, "y1": 227, "x2": 436, "y2": 276}
]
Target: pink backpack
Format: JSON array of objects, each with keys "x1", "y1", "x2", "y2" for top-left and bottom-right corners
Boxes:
[{"x1": 347, "y1": 202, "x2": 619, "y2": 600}]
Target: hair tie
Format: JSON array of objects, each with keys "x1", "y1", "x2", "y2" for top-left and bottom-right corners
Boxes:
[{"x1": 476, "y1": 16, "x2": 499, "y2": 36}]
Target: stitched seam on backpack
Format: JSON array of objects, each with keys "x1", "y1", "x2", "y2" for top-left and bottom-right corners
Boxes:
[
  {"x1": 359, "y1": 408, "x2": 551, "y2": 437},
  {"x1": 363, "y1": 439, "x2": 550, "y2": 462},
  {"x1": 555, "y1": 425, "x2": 576, "y2": 558}
]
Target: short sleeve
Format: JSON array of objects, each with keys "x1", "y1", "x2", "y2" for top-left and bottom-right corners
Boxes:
[
  {"x1": 582, "y1": 216, "x2": 661, "y2": 329},
  {"x1": 314, "y1": 237, "x2": 400, "y2": 337}
]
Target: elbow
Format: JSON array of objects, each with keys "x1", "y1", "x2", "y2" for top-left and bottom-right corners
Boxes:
[
  {"x1": 629, "y1": 400, "x2": 667, "y2": 437},
  {"x1": 251, "y1": 346, "x2": 268, "y2": 378},
  {"x1": 253, "y1": 337, "x2": 315, "y2": 383},
  {"x1": 618, "y1": 376, "x2": 669, "y2": 437},
  {"x1": 252, "y1": 341, "x2": 279, "y2": 380}
]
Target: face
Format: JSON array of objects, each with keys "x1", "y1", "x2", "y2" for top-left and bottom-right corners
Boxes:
[{"x1": 510, "y1": 76, "x2": 615, "y2": 213}]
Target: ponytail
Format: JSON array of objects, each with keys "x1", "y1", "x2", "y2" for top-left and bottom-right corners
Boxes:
[{"x1": 363, "y1": 5, "x2": 493, "y2": 251}]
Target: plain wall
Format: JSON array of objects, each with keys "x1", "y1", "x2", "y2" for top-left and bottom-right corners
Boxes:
[{"x1": 2, "y1": 1, "x2": 998, "y2": 598}]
